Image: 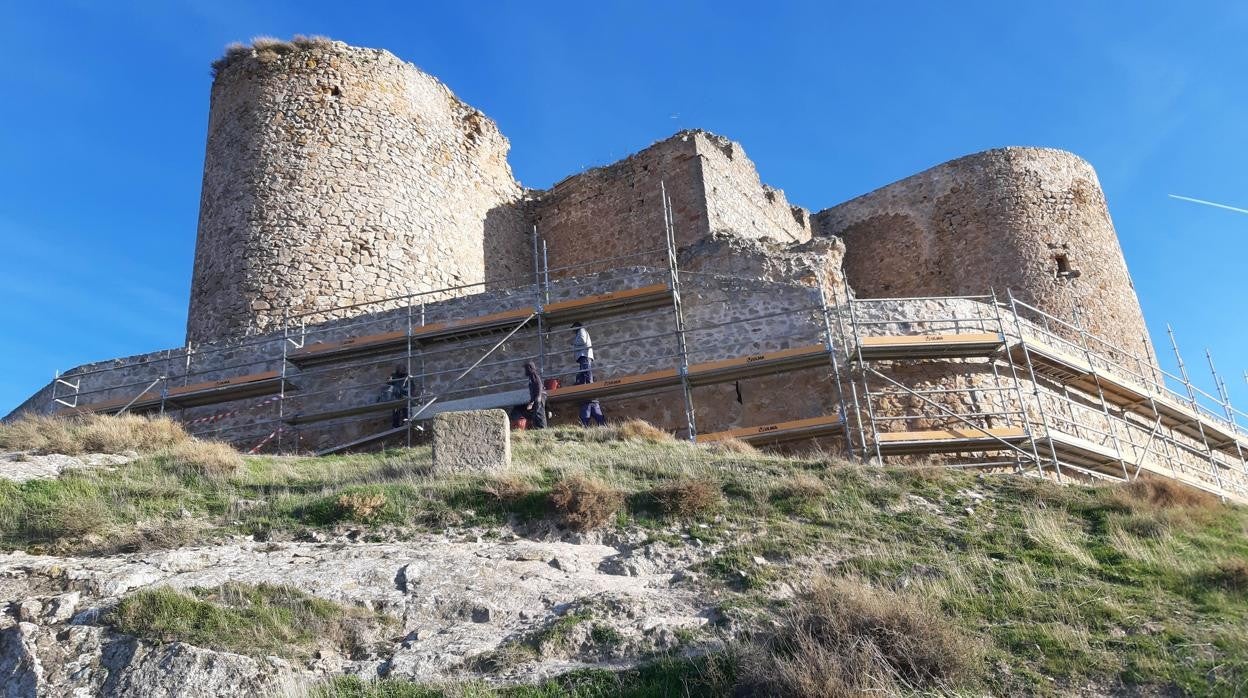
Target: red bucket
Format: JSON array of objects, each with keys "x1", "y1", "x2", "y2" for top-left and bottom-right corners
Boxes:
[
  {"x1": 511, "y1": 417, "x2": 528, "y2": 431},
  {"x1": 543, "y1": 378, "x2": 561, "y2": 391}
]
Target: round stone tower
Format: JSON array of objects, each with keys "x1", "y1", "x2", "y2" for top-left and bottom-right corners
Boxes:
[
  {"x1": 814, "y1": 147, "x2": 1154, "y2": 361},
  {"x1": 187, "y1": 37, "x2": 527, "y2": 344}
]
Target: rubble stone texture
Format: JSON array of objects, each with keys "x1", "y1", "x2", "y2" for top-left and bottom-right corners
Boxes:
[
  {"x1": 530, "y1": 131, "x2": 812, "y2": 279},
  {"x1": 432, "y1": 409, "x2": 511, "y2": 473},
  {"x1": 814, "y1": 147, "x2": 1153, "y2": 359},
  {"x1": 188, "y1": 39, "x2": 528, "y2": 343}
]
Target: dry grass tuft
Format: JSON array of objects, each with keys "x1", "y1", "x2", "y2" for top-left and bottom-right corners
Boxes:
[
  {"x1": 1, "y1": 413, "x2": 188, "y2": 455},
  {"x1": 549, "y1": 476, "x2": 623, "y2": 531},
  {"x1": 292, "y1": 34, "x2": 332, "y2": 48},
  {"x1": 1199, "y1": 559, "x2": 1248, "y2": 594},
  {"x1": 610, "y1": 419, "x2": 674, "y2": 444},
  {"x1": 166, "y1": 439, "x2": 244, "y2": 478},
  {"x1": 250, "y1": 35, "x2": 295, "y2": 52},
  {"x1": 650, "y1": 478, "x2": 722, "y2": 517},
  {"x1": 211, "y1": 35, "x2": 332, "y2": 78},
  {"x1": 742, "y1": 577, "x2": 977, "y2": 696},
  {"x1": 772, "y1": 472, "x2": 830, "y2": 503},
  {"x1": 704, "y1": 438, "x2": 757, "y2": 455},
  {"x1": 1022, "y1": 509, "x2": 1097, "y2": 567},
  {"x1": 480, "y1": 475, "x2": 536, "y2": 503},
  {"x1": 336, "y1": 492, "x2": 388, "y2": 523},
  {"x1": 1113, "y1": 478, "x2": 1219, "y2": 511}
]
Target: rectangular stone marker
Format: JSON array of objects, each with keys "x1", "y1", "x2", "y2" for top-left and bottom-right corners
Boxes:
[{"x1": 432, "y1": 409, "x2": 511, "y2": 473}]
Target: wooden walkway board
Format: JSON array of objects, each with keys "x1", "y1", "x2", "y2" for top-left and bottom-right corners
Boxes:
[
  {"x1": 55, "y1": 391, "x2": 162, "y2": 416},
  {"x1": 287, "y1": 331, "x2": 407, "y2": 364},
  {"x1": 168, "y1": 371, "x2": 288, "y2": 408},
  {"x1": 288, "y1": 308, "x2": 536, "y2": 366},
  {"x1": 285, "y1": 398, "x2": 406, "y2": 426},
  {"x1": 548, "y1": 368, "x2": 682, "y2": 402},
  {"x1": 1039, "y1": 429, "x2": 1127, "y2": 469},
  {"x1": 543, "y1": 284, "x2": 670, "y2": 322},
  {"x1": 699, "y1": 414, "x2": 842, "y2": 444},
  {"x1": 857, "y1": 332, "x2": 1004, "y2": 360},
  {"x1": 1005, "y1": 341, "x2": 1248, "y2": 457},
  {"x1": 876, "y1": 426, "x2": 1028, "y2": 454},
  {"x1": 548, "y1": 345, "x2": 830, "y2": 402},
  {"x1": 1066, "y1": 370, "x2": 1248, "y2": 455},
  {"x1": 56, "y1": 371, "x2": 286, "y2": 415},
  {"x1": 687, "y1": 344, "x2": 828, "y2": 385},
  {"x1": 1007, "y1": 340, "x2": 1093, "y2": 380},
  {"x1": 411, "y1": 307, "x2": 536, "y2": 340}
]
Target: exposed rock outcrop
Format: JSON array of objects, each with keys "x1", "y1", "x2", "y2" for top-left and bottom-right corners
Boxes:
[{"x1": 0, "y1": 530, "x2": 718, "y2": 696}]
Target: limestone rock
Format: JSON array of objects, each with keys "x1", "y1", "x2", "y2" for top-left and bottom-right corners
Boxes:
[{"x1": 431, "y1": 409, "x2": 511, "y2": 474}]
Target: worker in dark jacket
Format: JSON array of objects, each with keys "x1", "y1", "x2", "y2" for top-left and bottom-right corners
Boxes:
[
  {"x1": 387, "y1": 365, "x2": 410, "y2": 428},
  {"x1": 523, "y1": 361, "x2": 547, "y2": 429}
]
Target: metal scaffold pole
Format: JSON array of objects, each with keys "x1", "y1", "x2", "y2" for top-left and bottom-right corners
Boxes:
[
  {"x1": 661, "y1": 181, "x2": 696, "y2": 441},
  {"x1": 1005, "y1": 289, "x2": 1064, "y2": 480},
  {"x1": 532, "y1": 225, "x2": 547, "y2": 375},
  {"x1": 405, "y1": 299, "x2": 414, "y2": 449},
  {"x1": 1206, "y1": 348, "x2": 1247, "y2": 476},
  {"x1": 278, "y1": 314, "x2": 289, "y2": 452},
  {"x1": 992, "y1": 290, "x2": 1048, "y2": 477},
  {"x1": 833, "y1": 277, "x2": 869, "y2": 462},
  {"x1": 845, "y1": 295, "x2": 884, "y2": 464},
  {"x1": 1167, "y1": 324, "x2": 1225, "y2": 499},
  {"x1": 1072, "y1": 300, "x2": 1131, "y2": 480},
  {"x1": 816, "y1": 283, "x2": 855, "y2": 459}
]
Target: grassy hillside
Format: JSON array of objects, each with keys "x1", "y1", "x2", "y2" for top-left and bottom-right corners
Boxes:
[{"x1": 2, "y1": 415, "x2": 1247, "y2": 695}]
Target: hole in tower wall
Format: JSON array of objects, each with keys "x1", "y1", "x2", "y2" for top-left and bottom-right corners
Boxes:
[{"x1": 1054, "y1": 254, "x2": 1071, "y2": 276}]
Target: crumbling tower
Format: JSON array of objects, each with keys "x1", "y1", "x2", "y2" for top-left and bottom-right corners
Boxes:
[
  {"x1": 186, "y1": 38, "x2": 527, "y2": 344},
  {"x1": 814, "y1": 147, "x2": 1154, "y2": 359}
]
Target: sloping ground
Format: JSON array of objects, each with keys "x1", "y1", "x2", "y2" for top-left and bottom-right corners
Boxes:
[{"x1": 1, "y1": 417, "x2": 1247, "y2": 696}]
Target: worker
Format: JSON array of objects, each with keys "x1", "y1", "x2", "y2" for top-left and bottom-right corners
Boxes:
[
  {"x1": 523, "y1": 361, "x2": 547, "y2": 429},
  {"x1": 571, "y1": 322, "x2": 606, "y2": 426},
  {"x1": 386, "y1": 365, "x2": 410, "y2": 428},
  {"x1": 571, "y1": 322, "x2": 594, "y2": 384}
]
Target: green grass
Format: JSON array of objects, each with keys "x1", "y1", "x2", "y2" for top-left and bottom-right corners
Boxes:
[
  {"x1": 108, "y1": 582, "x2": 393, "y2": 661},
  {"x1": 317, "y1": 654, "x2": 737, "y2": 697},
  {"x1": 0, "y1": 426, "x2": 765, "y2": 553},
  {"x1": 7, "y1": 423, "x2": 1248, "y2": 695}
]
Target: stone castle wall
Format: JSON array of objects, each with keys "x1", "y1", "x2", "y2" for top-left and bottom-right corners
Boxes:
[
  {"x1": 529, "y1": 133, "x2": 705, "y2": 278},
  {"x1": 696, "y1": 133, "x2": 811, "y2": 244},
  {"x1": 9, "y1": 38, "x2": 1189, "y2": 490},
  {"x1": 530, "y1": 131, "x2": 813, "y2": 280},
  {"x1": 813, "y1": 147, "x2": 1154, "y2": 361},
  {"x1": 188, "y1": 39, "x2": 528, "y2": 344}
]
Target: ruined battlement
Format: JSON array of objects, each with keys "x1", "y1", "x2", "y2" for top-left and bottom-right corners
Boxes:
[
  {"x1": 16, "y1": 37, "x2": 1211, "y2": 497},
  {"x1": 187, "y1": 38, "x2": 1148, "y2": 359}
]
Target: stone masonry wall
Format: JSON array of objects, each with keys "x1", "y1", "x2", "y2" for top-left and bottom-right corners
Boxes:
[
  {"x1": 696, "y1": 133, "x2": 811, "y2": 244},
  {"x1": 813, "y1": 147, "x2": 1154, "y2": 364},
  {"x1": 12, "y1": 270, "x2": 1240, "y2": 498},
  {"x1": 529, "y1": 133, "x2": 705, "y2": 279},
  {"x1": 530, "y1": 130, "x2": 814, "y2": 280},
  {"x1": 187, "y1": 39, "x2": 528, "y2": 344}
]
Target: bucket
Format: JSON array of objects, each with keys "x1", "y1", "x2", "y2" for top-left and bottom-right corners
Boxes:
[
  {"x1": 543, "y1": 378, "x2": 561, "y2": 391},
  {"x1": 511, "y1": 417, "x2": 528, "y2": 431}
]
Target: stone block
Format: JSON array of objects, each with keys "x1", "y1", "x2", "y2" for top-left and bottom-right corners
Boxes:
[{"x1": 432, "y1": 409, "x2": 511, "y2": 474}]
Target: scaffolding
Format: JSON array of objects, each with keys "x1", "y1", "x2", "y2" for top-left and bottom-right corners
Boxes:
[
  {"x1": 836, "y1": 289, "x2": 1248, "y2": 502},
  {"x1": 43, "y1": 204, "x2": 1248, "y2": 504}
]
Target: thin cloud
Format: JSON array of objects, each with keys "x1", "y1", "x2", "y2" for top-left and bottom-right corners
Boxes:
[{"x1": 1168, "y1": 194, "x2": 1248, "y2": 216}]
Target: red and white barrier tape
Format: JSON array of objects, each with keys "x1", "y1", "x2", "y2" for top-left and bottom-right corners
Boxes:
[
  {"x1": 185, "y1": 394, "x2": 283, "y2": 427},
  {"x1": 247, "y1": 427, "x2": 285, "y2": 454}
]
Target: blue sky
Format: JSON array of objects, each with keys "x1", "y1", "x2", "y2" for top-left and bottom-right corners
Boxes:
[{"x1": 1, "y1": 1, "x2": 1245, "y2": 414}]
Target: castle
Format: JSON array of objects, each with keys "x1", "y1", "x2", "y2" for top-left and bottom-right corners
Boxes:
[{"x1": 11, "y1": 38, "x2": 1247, "y2": 502}]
